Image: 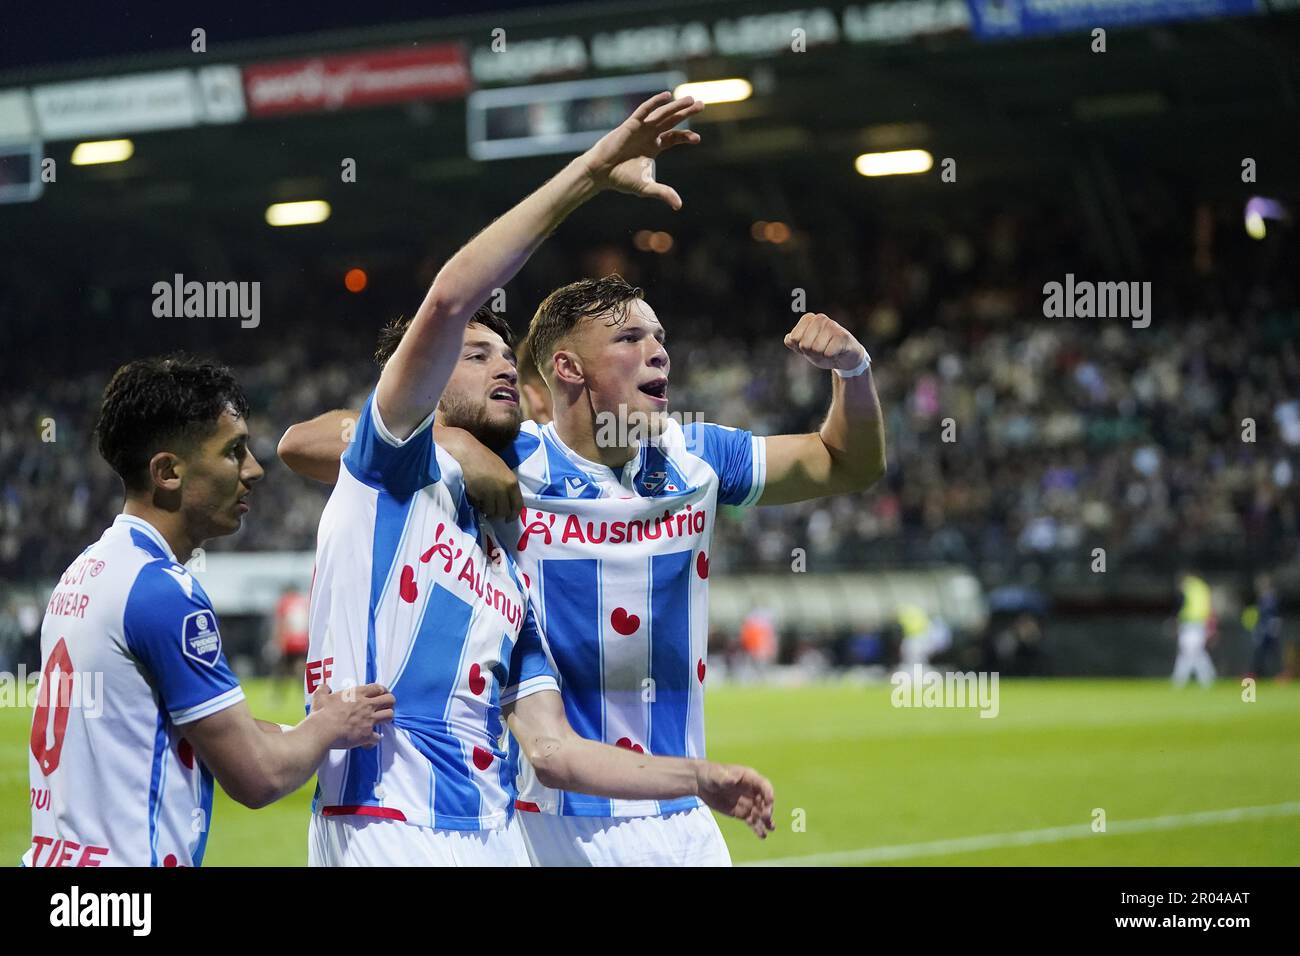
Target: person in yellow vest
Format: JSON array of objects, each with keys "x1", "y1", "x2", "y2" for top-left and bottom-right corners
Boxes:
[
  {"x1": 896, "y1": 603, "x2": 951, "y2": 676},
  {"x1": 1173, "y1": 571, "x2": 1216, "y2": 688}
]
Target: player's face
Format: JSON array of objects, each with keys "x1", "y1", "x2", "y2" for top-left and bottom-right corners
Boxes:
[
  {"x1": 182, "y1": 407, "x2": 263, "y2": 539},
  {"x1": 438, "y1": 323, "x2": 522, "y2": 449},
  {"x1": 571, "y1": 299, "x2": 670, "y2": 421}
]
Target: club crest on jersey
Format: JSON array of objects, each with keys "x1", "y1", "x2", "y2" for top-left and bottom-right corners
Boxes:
[
  {"x1": 641, "y1": 470, "x2": 667, "y2": 493},
  {"x1": 181, "y1": 610, "x2": 222, "y2": 667}
]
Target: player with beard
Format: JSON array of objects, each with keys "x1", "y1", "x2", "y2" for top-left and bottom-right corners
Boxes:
[
  {"x1": 295, "y1": 93, "x2": 775, "y2": 866},
  {"x1": 281, "y1": 90, "x2": 875, "y2": 865}
]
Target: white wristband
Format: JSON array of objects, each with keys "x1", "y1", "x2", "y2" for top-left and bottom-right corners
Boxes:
[{"x1": 835, "y1": 350, "x2": 872, "y2": 378}]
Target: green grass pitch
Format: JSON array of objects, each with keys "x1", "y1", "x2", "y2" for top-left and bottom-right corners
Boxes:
[{"x1": 5, "y1": 678, "x2": 1297, "y2": 865}]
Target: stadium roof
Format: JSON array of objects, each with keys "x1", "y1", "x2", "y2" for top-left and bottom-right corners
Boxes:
[{"x1": 3, "y1": 1, "x2": 1297, "y2": 347}]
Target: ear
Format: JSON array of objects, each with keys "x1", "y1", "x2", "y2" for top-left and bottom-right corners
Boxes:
[
  {"x1": 148, "y1": 451, "x2": 184, "y2": 493},
  {"x1": 552, "y1": 349, "x2": 585, "y2": 387}
]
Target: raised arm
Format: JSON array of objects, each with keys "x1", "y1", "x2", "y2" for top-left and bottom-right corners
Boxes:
[
  {"x1": 758, "y1": 312, "x2": 887, "y2": 505},
  {"x1": 506, "y1": 690, "x2": 775, "y2": 839},
  {"x1": 378, "y1": 91, "x2": 705, "y2": 440}
]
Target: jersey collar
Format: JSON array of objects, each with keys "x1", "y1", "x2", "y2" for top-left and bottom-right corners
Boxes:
[
  {"x1": 541, "y1": 422, "x2": 641, "y2": 491},
  {"x1": 113, "y1": 514, "x2": 179, "y2": 563}
]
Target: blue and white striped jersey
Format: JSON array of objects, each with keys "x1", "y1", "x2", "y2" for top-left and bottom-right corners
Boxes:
[
  {"x1": 308, "y1": 391, "x2": 558, "y2": 831},
  {"x1": 493, "y1": 418, "x2": 765, "y2": 818},
  {"x1": 25, "y1": 515, "x2": 244, "y2": 867}
]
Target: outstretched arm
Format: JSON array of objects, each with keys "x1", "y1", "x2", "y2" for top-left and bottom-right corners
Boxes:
[
  {"x1": 506, "y1": 690, "x2": 775, "y2": 839},
  {"x1": 378, "y1": 91, "x2": 705, "y2": 440},
  {"x1": 184, "y1": 682, "x2": 395, "y2": 809},
  {"x1": 759, "y1": 312, "x2": 886, "y2": 505}
]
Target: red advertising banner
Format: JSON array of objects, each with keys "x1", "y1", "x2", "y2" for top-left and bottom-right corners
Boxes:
[{"x1": 243, "y1": 44, "x2": 470, "y2": 117}]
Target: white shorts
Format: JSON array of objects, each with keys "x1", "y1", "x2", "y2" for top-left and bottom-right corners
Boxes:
[
  {"x1": 308, "y1": 813, "x2": 531, "y2": 867},
  {"x1": 1178, "y1": 622, "x2": 1207, "y2": 651},
  {"x1": 518, "y1": 806, "x2": 732, "y2": 867}
]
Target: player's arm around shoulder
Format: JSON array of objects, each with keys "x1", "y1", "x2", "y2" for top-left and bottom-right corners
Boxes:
[
  {"x1": 278, "y1": 409, "x2": 358, "y2": 485},
  {"x1": 279, "y1": 407, "x2": 519, "y2": 516},
  {"x1": 504, "y1": 691, "x2": 775, "y2": 839},
  {"x1": 757, "y1": 312, "x2": 887, "y2": 505}
]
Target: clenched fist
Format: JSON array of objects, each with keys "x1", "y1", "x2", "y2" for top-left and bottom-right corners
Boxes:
[{"x1": 783, "y1": 312, "x2": 868, "y2": 373}]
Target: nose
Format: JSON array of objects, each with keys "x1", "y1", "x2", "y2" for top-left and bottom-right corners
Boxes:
[
  {"x1": 244, "y1": 449, "x2": 266, "y2": 486},
  {"x1": 494, "y1": 359, "x2": 519, "y2": 385},
  {"x1": 648, "y1": 339, "x2": 669, "y2": 371}
]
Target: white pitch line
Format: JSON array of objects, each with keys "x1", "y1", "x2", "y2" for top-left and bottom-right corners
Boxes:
[{"x1": 745, "y1": 800, "x2": 1300, "y2": 866}]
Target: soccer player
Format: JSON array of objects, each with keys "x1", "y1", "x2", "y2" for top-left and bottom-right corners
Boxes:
[
  {"x1": 515, "y1": 334, "x2": 554, "y2": 426},
  {"x1": 280, "y1": 91, "x2": 880, "y2": 864},
  {"x1": 25, "y1": 357, "x2": 395, "y2": 868},
  {"x1": 296, "y1": 94, "x2": 774, "y2": 866}
]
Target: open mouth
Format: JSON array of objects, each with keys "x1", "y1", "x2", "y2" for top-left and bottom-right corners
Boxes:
[
  {"x1": 237, "y1": 495, "x2": 250, "y2": 514},
  {"x1": 638, "y1": 378, "x2": 669, "y2": 401},
  {"x1": 489, "y1": 385, "x2": 519, "y2": 406}
]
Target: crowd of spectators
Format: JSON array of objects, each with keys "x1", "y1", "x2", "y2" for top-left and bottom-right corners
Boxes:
[{"x1": 4, "y1": 191, "x2": 1297, "y2": 591}]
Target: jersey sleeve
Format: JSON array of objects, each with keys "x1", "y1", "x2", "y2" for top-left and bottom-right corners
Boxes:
[
  {"x1": 341, "y1": 389, "x2": 441, "y2": 497},
  {"x1": 683, "y1": 421, "x2": 766, "y2": 507},
  {"x1": 122, "y1": 563, "x2": 245, "y2": 726},
  {"x1": 500, "y1": 600, "x2": 559, "y2": 706}
]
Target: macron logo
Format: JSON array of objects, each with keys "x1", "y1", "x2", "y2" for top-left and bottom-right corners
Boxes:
[
  {"x1": 564, "y1": 477, "x2": 585, "y2": 498},
  {"x1": 50, "y1": 886, "x2": 151, "y2": 936}
]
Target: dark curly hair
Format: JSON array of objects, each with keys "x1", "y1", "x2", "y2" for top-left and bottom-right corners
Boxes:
[
  {"x1": 374, "y1": 306, "x2": 515, "y2": 369},
  {"x1": 527, "y1": 274, "x2": 644, "y2": 380},
  {"x1": 96, "y1": 355, "x2": 250, "y2": 493}
]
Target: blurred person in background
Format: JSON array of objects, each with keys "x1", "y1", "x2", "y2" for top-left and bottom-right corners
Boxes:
[
  {"x1": 515, "y1": 335, "x2": 554, "y2": 425},
  {"x1": 271, "y1": 584, "x2": 310, "y2": 700},
  {"x1": 894, "y1": 603, "x2": 952, "y2": 677},
  {"x1": 738, "y1": 608, "x2": 779, "y2": 681},
  {"x1": 1173, "y1": 569, "x2": 1216, "y2": 688},
  {"x1": 1244, "y1": 573, "x2": 1284, "y2": 680}
]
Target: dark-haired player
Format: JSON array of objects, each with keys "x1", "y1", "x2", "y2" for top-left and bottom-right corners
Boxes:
[
  {"x1": 281, "y1": 92, "x2": 883, "y2": 865},
  {"x1": 290, "y1": 94, "x2": 774, "y2": 866},
  {"x1": 25, "y1": 356, "x2": 395, "y2": 868}
]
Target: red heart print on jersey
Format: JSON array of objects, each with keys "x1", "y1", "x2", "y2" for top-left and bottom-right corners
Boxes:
[
  {"x1": 399, "y1": 564, "x2": 418, "y2": 603},
  {"x1": 611, "y1": 607, "x2": 640, "y2": 635}
]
